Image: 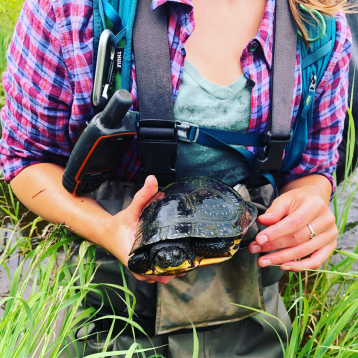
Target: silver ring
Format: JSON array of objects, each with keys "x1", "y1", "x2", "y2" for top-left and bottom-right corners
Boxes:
[{"x1": 308, "y1": 224, "x2": 316, "y2": 239}]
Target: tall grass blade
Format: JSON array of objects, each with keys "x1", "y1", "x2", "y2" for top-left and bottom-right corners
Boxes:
[{"x1": 161, "y1": 302, "x2": 199, "y2": 358}]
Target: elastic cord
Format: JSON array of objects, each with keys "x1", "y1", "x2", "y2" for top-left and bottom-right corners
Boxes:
[{"x1": 297, "y1": 4, "x2": 326, "y2": 43}]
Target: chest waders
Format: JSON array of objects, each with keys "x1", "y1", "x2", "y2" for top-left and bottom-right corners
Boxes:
[{"x1": 65, "y1": 0, "x2": 336, "y2": 356}]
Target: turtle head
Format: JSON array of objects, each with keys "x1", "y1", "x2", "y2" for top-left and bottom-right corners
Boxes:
[{"x1": 154, "y1": 247, "x2": 187, "y2": 269}]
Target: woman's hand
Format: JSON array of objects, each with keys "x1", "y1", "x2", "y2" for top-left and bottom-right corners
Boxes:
[
  {"x1": 102, "y1": 175, "x2": 180, "y2": 284},
  {"x1": 248, "y1": 175, "x2": 338, "y2": 272},
  {"x1": 10, "y1": 164, "x2": 179, "y2": 284}
]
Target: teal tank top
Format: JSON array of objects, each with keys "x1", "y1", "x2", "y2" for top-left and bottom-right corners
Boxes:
[{"x1": 174, "y1": 61, "x2": 251, "y2": 187}]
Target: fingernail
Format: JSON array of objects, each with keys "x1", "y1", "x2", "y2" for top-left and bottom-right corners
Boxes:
[
  {"x1": 262, "y1": 212, "x2": 274, "y2": 216},
  {"x1": 280, "y1": 265, "x2": 290, "y2": 271},
  {"x1": 256, "y1": 235, "x2": 268, "y2": 245},
  {"x1": 260, "y1": 259, "x2": 271, "y2": 267},
  {"x1": 250, "y1": 244, "x2": 261, "y2": 254}
]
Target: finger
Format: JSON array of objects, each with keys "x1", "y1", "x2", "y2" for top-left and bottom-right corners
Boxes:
[
  {"x1": 145, "y1": 279, "x2": 156, "y2": 284},
  {"x1": 132, "y1": 271, "x2": 177, "y2": 284},
  {"x1": 127, "y1": 175, "x2": 158, "y2": 218},
  {"x1": 249, "y1": 217, "x2": 326, "y2": 254},
  {"x1": 257, "y1": 198, "x2": 291, "y2": 226},
  {"x1": 143, "y1": 274, "x2": 176, "y2": 284},
  {"x1": 152, "y1": 275, "x2": 177, "y2": 284},
  {"x1": 280, "y1": 239, "x2": 337, "y2": 272},
  {"x1": 132, "y1": 273, "x2": 156, "y2": 284},
  {"x1": 257, "y1": 226, "x2": 338, "y2": 267},
  {"x1": 256, "y1": 201, "x2": 326, "y2": 245}
]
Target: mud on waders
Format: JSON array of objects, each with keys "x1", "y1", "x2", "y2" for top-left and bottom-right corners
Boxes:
[{"x1": 83, "y1": 0, "x2": 336, "y2": 340}]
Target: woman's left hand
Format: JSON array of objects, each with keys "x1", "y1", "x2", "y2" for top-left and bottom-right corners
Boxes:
[{"x1": 248, "y1": 180, "x2": 338, "y2": 272}]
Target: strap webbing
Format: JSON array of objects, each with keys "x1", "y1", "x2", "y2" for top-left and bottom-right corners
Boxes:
[
  {"x1": 195, "y1": 129, "x2": 278, "y2": 195},
  {"x1": 301, "y1": 40, "x2": 333, "y2": 69},
  {"x1": 101, "y1": 0, "x2": 123, "y2": 32},
  {"x1": 133, "y1": 0, "x2": 174, "y2": 121},
  {"x1": 197, "y1": 128, "x2": 264, "y2": 147},
  {"x1": 269, "y1": 0, "x2": 297, "y2": 139}
]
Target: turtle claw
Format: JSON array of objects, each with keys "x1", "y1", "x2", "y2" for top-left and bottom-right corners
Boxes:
[{"x1": 128, "y1": 252, "x2": 150, "y2": 274}]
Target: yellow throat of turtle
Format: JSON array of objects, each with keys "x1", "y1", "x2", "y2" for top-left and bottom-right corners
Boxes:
[{"x1": 146, "y1": 260, "x2": 192, "y2": 276}]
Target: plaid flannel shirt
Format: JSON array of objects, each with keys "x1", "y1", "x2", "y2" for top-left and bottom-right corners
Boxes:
[{"x1": 0, "y1": 0, "x2": 352, "y2": 193}]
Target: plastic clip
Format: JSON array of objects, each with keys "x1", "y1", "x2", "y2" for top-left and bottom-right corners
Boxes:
[
  {"x1": 136, "y1": 119, "x2": 178, "y2": 188},
  {"x1": 250, "y1": 131, "x2": 292, "y2": 186},
  {"x1": 177, "y1": 121, "x2": 199, "y2": 143}
]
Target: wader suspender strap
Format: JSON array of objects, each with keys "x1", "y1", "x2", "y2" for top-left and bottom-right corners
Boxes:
[
  {"x1": 251, "y1": 0, "x2": 297, "y2": 185},
  {"x1": 133, "y1": 0, "x2": 177, "y2": 188}
]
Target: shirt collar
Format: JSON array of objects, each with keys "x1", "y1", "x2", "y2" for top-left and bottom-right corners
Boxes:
[
  {"x1": 152, "y1": 0, "x2": 275, "y2": 68},
  {"x1": 152, "y1": 0, "x2": 193, "y2": 11},
  {"x1": 255, "y1": 0, "x2": 275, "y2": 69}
]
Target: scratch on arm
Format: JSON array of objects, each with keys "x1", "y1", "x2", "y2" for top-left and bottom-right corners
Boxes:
[{"x1": 32, "y1": 189, "x2": 46, "y2": 198}]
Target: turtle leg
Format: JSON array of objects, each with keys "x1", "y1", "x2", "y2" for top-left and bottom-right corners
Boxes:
[
  {"x1": 192, "y1": 237, "x2": 235, "y2": 258},
  {"x1": 128, "y1": 251, "x2": 150, "y2": 274}
]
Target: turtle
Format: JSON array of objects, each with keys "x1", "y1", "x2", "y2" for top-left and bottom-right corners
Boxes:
[{"x1": 128, "y1": 177, "x2": 258, "y2": 276}]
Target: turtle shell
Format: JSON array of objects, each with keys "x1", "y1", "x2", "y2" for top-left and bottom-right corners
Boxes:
[{"x1": 131, "y1": 177, "x2": 257, "y2": 254}]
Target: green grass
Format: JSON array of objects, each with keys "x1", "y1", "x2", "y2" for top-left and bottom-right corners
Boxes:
[
  {"x1": 0, "y1": 29, "x2": 10, "y2": 108},
  {"x1": 1, "y1": 181, "x2": 358, "y2": 358},
  {"x1": 0, "y1": 29, "x2": 12, "y2": 108},
  {"x1": 0, "y1": 184, "x2": 168, "y2": 357},
  {"x1": 0, "y1": 0, "x2": 20, "y2": 107},
  {"x1": 1, "y1": 2, "x2": 358, "y2": 357},
  {"x1": 0, "y1": 0, "x2": 23, "y2": 28}
]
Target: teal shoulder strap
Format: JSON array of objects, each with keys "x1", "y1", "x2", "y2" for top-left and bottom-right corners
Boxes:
[
  {"x1": 93, "y1": 0, "x2": 137, "y2": 91},
  {"x1": 280, "y1": 15, "x2": 336, "y2": 173}
]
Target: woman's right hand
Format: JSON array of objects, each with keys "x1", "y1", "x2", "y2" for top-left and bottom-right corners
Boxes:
[
  {"x1": 10, "y1": 164, "x2": 178, "y2": 284},
  {"x1": 102, "y1": 175, "x2": 180, "y2": 285}
]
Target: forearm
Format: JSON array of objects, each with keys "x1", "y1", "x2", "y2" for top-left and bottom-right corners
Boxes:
[
  {"x1": 10, "y1": 164, "x2": 175, "y2": 284},
  {"x1": 279, "y1": 174, "x2": 332, "y2": 204},
  {"x1": 10, "y1": 163, "x2": 112, "y2": 251}
]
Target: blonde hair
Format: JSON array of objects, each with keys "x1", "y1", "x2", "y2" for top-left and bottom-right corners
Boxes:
[{"x1": 289, "y1": 0, "x2": 356, "y2": 45}]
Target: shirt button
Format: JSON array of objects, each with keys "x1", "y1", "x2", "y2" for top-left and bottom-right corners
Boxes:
[
  {"x1": 249, "y1": 40, "x2": 259, "y2": 52},
  {"x1": 246, "y1": 78, "x2": 256, "y2": 89},
  {"x1": 181, "y1": 48, "x2": 186, "y2": 56}
]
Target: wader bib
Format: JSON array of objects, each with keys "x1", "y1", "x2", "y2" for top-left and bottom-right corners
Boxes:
[{"x1": 65, "y1": 180, "x2": 290, "y2": 358}]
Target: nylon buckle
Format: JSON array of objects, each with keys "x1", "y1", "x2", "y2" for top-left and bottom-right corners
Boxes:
[
  {"x1": 137, "y1": 119, "x2": 178, "y2": 188},
  {"x1": 250, "y1": 131, "x2": 292, "y2": 186},
  {"x1": 176, "y1": 121, "x2": 199, "y2": 143}
]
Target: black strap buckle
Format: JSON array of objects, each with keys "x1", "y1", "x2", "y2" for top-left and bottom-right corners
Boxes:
[
  {"x1": 137, "y1": 119, "x2": 178, "y2": 188},
  {"x1": 250, "y1": 131, "x2": 291, "y2": 186}
]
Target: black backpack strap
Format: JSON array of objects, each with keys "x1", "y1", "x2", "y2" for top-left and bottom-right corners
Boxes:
[
  {"x1": 251, "y1": 0, "x2": 297, "y2": 185},
  {"x1": 133, "y1": 0, "x2": 177, "y2": 187}
]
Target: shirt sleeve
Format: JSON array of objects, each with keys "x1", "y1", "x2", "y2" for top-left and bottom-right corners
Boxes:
[
  {"x1": 0, "y1": 0, "x2": 74, "y2": 183},
  {"x1": 276, "y1": 13, "x2": 352, "y2": 196}
]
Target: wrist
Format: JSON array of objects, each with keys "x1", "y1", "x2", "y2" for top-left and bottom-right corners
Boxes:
[
  {"x1": 299, "y1": 184, "x2": 324, "y2": 196},
  {"x1": 298, "y1": 184, "x2": 330, "y2": 204},
  {"x1": 279, "y1": 174, "x2": 331, "y2": 204},
  {"x1": 93, "y1": 214, "x2": 116, "y2": 254}
]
